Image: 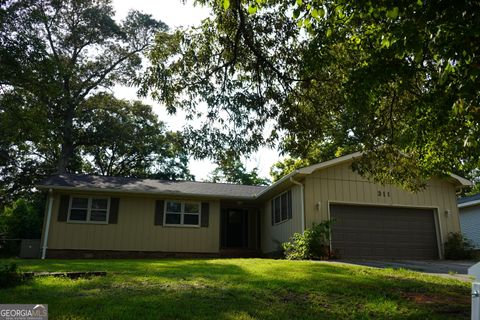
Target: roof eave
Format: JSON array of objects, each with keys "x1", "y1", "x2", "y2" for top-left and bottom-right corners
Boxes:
[
  {"x1": 37, "y1": 151, "x2": 473, "y2": 200},
  {"x1": 254, "y1": 171, "x2": 295, "y2": 198},
  {"x1": 296, "y1": 151, "x2": 363, "y2": 175},
  {"x1": 458, "y1": 199, "x2": 480, "y2": 208},
  {"x1": 36, "y1": 185, "x2": 258, "y2": 201},
  {"x1": 449, "y1": 173, "x2": 472, "y2": 187}
]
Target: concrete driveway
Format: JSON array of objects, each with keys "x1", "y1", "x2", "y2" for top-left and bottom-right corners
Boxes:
[{"x1": 335, "y1": 260, "x2": 478, "y2": 281}]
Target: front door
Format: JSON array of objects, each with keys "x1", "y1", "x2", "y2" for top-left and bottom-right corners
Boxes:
[{"x1": 221, "y1": 209, "x2": 248, "y2": 248}]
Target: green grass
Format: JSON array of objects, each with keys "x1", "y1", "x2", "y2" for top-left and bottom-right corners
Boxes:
[{"x1": 0, "y1": 258, "x2": 471, "y2": 319}]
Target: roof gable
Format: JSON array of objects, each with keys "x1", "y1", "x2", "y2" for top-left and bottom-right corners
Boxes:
[
  {"x1": 257, "y1": 152, "x2": 471, "y2": 198},
  {"x1": 298, "y1": 152, "x2": 471, "y2": 187}
]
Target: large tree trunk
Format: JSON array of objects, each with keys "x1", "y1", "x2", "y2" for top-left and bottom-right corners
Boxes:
[{"x1": 56, "y1": 103, "x2": 75, "y2": 174}]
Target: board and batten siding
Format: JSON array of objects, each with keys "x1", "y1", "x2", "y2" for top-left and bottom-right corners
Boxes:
[
  {"x1": 304, "y1": 161, "x2": 461, "y2": 248},
  {"x1": 459, "y1": 205, "x2": 480, "y2": 249},
  {"x1": 44, "y1": 192, "x2": 221, "y2": 253},
  {"x1": 262, "y1": 185, "x2": 303, "y2": 254}
]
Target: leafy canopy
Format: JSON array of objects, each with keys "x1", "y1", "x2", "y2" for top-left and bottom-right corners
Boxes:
[
  {"x1": 0, "y1": 199, "x2": 43, "y2": 239},
  {"x1": 0, "y1": 0, "x2": 190, "y2": 202},
  {"x1": 208, "y1": 158, "x2": 270, "y2": 185},
  {"x1": 78, "y1": 93, "x2": 194, "y2": 181},
  {"x1": 144, "y1": 0, "x2": 480, "y2": 191}
]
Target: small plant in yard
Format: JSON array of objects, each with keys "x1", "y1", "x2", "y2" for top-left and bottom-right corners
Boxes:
[
  {"x1": 444, "y1": 232, "x2": 474, "y2": 260},
  {"x1": 0, "y1": 263, "x2": 26, "y2": 288},
  {"x1": 282, "y1": 221, "x2": 334, "y2": 260}
]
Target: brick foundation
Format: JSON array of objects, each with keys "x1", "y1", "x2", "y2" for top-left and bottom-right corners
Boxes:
[
  {"x1": 46, "y1": 249, "x2": 221, "y2": 259},
  {"x1": 46, "y1": 249, "x2": 263, "y2": 259}
]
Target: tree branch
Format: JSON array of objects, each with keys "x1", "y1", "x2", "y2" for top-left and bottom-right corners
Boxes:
[{"x1": 75, "y1": 45, "x2": 148, "y2": 103}]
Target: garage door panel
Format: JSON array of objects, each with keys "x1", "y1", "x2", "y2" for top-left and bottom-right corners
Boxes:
[{"x1": 330, "y1": 204, "x2": 438, "y2": 259}]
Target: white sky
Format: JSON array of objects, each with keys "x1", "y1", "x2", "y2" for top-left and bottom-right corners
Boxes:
[{"x1": 111, "y1": 0, "x2": 282, "y2": 181}]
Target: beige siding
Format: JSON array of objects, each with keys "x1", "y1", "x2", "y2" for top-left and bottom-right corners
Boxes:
[
  {"x1": 45, "y1": 192, "x2": 220, "y2": 253},
  {"x1": 262, "y1": 185, "x2": 303, "y2": 253},
  {"x1": 304, "y1": 162, "x2": 461, "y2": 256}
]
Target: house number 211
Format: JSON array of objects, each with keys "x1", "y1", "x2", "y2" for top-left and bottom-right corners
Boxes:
[{"x1": 377, "y1": 191, "x2": 391, "y2": 197}]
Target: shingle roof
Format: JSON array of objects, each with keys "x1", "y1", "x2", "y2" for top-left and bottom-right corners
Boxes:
[
  {"x1": 38, "y1": 152, "x2": 472, "y2": 200},
  {"x1": 458, "y1": 193, "x2": 480, "y2": 204},
  {"x1": 38, "y1": 174, "x2": 267, "y2": 199}
]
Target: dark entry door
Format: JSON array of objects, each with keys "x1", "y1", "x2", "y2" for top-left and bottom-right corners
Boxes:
[{"x1": 221, "y1": 209, "x2": 248, "y2": 248}]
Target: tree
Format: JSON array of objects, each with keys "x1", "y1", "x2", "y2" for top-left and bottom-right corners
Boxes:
[
  {"x1": 78, "y1": 93, "x2": 193, "y2": 180},
  {"x1": 0, "y1": 0, "x2": 166, "y2": 174},
  {"x1": 270, "y1": 158, "x2": 309, "y2": 183},
  {"x1": 0, "y1": 199, "x2": 43, "y2": 239},
  {"x1": 208, "y1": 158, "x2": 270, "y2": 185},
  {"x1": 144, "y1": 0, "x2": 480, "y2": 191},
  {"x1": 0, "y1": 0, "x2": 190, "y2": 202}
]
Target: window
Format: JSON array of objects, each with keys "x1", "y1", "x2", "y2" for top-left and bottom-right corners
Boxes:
[
  {"x1": 68, "y1": 196, "x2": 109, "y2": 223},
  {"x1": 272, "y1": 190, "x2": 292, "y2": 224},
  {"x1": 164, "y1": 201, "x2": 200, "y2": 226}
]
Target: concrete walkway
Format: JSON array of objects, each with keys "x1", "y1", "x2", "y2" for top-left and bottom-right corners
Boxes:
[{"x1": 335, "y1": 259, "x2": 478, "y2": 281}]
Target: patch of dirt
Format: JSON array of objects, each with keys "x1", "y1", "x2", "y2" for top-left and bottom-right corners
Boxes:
[
  {"x1": 280, "y1": 290, "x2": 309, "y2": 304},
  {"x1": 401, "y1": 292, "x2": 470, "y2": 317},
  {"x1": 401, "y1": 292, "x2": 469, "y2": 305},
  {"x1": 111, "y1": 280, "x2": 212, "y2": 292}
]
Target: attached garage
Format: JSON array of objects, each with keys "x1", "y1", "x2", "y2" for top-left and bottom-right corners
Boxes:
[
  {"x1": 260, "y1": 152, "x2": 469, "y2": 258},
  {"x1": 330, "y1": 204, "x2": 440, "y2": 260}
]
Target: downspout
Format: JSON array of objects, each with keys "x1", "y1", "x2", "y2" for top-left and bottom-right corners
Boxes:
[
  {"x1": 290, "y1": 176, "x2": 305, "y2": 232},
  {"x1": 41, "y1": 189, "x2": 54, "y2": 260}
]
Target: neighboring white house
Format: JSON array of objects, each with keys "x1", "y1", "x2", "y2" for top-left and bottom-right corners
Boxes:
[{"x1": 458, "y1": 194, "x2": 480, "y2": 249}]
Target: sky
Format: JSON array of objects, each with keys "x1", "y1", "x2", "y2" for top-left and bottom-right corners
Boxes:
[{"x1": 111, "y1": 0, "x2": 281, "y2": 181}]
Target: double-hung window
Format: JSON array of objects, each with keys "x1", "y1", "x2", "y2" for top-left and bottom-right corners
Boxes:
[
  {"x1": 272, "y1": 190, "x2": 292, "y2": 224},
  {"x1": 164, "y1": 201, "x2": 200, "y2": 226},
  {"x1": 68, "y1": 196, "x2": 109, "y2": 223}
]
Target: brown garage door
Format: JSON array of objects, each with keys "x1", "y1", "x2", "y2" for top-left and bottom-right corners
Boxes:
[{"x1": 330, "y1": 204, "x2": 439, "y2": 259}]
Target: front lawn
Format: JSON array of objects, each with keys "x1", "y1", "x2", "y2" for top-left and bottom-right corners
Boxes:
[{"x1": 0, "y1": 258, "x2": 471, "y2": 319}]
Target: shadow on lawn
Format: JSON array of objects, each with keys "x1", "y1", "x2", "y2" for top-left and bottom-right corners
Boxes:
[{"x1": 0, "y1": 259, "x2": 470, "y2": 320}]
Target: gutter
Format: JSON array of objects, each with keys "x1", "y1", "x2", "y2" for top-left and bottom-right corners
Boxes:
[
  {"x1": 41, "y1": 189, "x2": 54, "y2": 259},
  {"x1": 458, "y1": 199, "x2": 480, "y2": 209},
  {"x1": 289, "y1": 176, "x2": 305, "y2": 232},
  {"x1": 36, "y1": 185, "x2": 259, "y2": 201}
]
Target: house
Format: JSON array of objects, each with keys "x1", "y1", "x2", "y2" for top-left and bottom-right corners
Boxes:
[
  {"x1": 458, "y1": 193, "x2": 480, "y2": 249},
  {"x1": 38, "y1": 152, "x2": 470, "y2": 260}
]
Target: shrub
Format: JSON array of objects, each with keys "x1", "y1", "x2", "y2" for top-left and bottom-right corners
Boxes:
[
  {"x1": 444, "y1": 232, "x2": 474, "y2": 260},
  {"x1": 282, "y1": 221, "x2": 334, "y2": 260},
  {"x1": 0, "y1": 199, "x2": 43, "y2": 257},
  {"x1": 0, "y1": 198, "x2": 43, "y2": 239},
  {"x1": 0, "y1": 240, "x2": 21, "y2": 258},
  {"x1": 0, "y1": 263, "x2": 25, "y2": 288}
]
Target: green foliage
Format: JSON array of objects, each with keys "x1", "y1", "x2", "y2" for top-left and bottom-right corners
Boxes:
[
  {"x1": 0, "y1": 0, "x2": 168, "y2": 201},
  {"x1": 458, "y1": 169, "x2": 480, "y2": 197},
  {"x1": 0, "y1": 199, "x2": 43, "y2": 240},
  {"x1": 444, "y1": 232, "x2": 474, "y2": 260},
  {"x1": 0, "y1": 263, "x2": 25, "y2": 288},
  {"x1": 208, "y1": 158, "x2": 270, "y2": 185},
  {"x1": 145, "y1": 0, "x2": 480, "y2": 191},
  {"x1": 282, "y1": 221, "x2": 333, "y2": 260},
  {"x1": 142, "y1": 0, "x2": 302, "y2": 162},
  {"x1": 270, "y1": 158, "x2": 309, "y2": 182},
  {"x1": 270, "y1": 142, "x2": 357, "y2": 181},
  {"x1": 78, "y1": 93, "x2": 193, "y2": 180}
]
